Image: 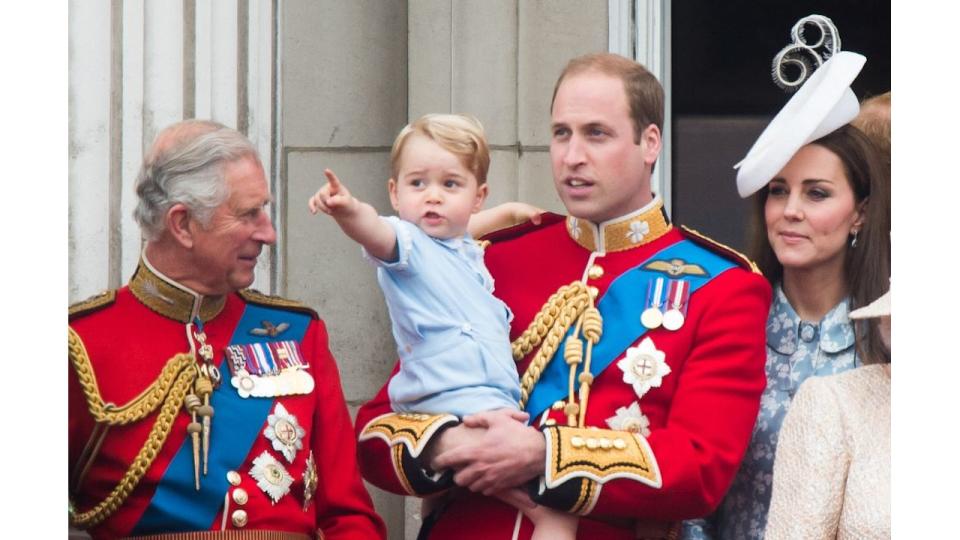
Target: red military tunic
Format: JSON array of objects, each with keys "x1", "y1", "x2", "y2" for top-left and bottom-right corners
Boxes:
[
  {"x1": 69, "y1": 259, "x2": 385, "y2": 539},
  {"x1": 356, "y1": 199, "x2": 771, "y2": 539}
]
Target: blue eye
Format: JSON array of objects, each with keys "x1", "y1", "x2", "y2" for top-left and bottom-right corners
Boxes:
[
  {"x1": 410, "y1": 179, "x2": 423, "y2": 187},
  {"x1": 444, "y1": 179, "x2": 459, "y2": 188},
  {"x1": 768, "y1": 184, "x2": 788, "y2": 197}
]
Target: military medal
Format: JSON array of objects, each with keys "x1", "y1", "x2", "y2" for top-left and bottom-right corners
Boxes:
[
  {"x1": 302, "y1": 451, "x2": 318, "y2": 511},
  {"x1": 264, "y1": 403, "x2": 306, "y2": 463},
  {"x1": 662, "y1": 280, "x2": 689, "y2": 331},
  {"x1": 250, "y1": 451, "x2": 293, "y2": 504},
  {"x1": 226, "y1": 340, "x2": 314, "y2": 398},
  {"x1": 640, "y1": 277, "x2": 666, "y2": 329}
]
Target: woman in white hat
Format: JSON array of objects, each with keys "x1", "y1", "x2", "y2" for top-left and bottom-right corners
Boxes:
[
  {"x1": 765, "y1": 289, "x2": 890, "y2": 539},
  {"x1": 682, "y1": 51, "x2": 891, "y2": 540}
]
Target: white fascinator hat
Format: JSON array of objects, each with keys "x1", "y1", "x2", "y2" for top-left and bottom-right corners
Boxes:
[{"x1": 734, "y1": 51, "x2": 867, "y2": 198}]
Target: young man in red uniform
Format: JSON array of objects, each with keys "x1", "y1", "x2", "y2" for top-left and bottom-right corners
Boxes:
[
  {"x1": 355, "y1": 53, "x2": 772, "y2": 539},
  {"x1": 69, "y1": 120, "x2": 386, "y2": 539}
]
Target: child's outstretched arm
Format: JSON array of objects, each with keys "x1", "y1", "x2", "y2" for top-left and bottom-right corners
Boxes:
[
  {"x1": 308, "y1": 168, "x2": 398, "y2": 261},
  {"x1": 468, "y1": 202, "x2": 544, "y2": 238}
]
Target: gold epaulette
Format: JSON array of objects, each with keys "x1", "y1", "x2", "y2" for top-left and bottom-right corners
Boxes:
[
  {"x1": 543, "y1": 425, "x2": 662, "y2": 490},
  {"x1": 679, "y1": 225, "x2": 761, "y2": 274},
  {"x1": 238, "y1": 289, "x2": 318, "y2": 319},
  {"x1": 69, "y1": 290, "x2": 117, "y2": 321}
]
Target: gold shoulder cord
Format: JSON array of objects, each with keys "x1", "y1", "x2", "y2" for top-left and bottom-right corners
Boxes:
[
  {"x1": 68, "y1": 327, "x2": 198, "y2": 528},
  {"x1": 512, "y1": 281, "x2": 603, "y2": 425}
]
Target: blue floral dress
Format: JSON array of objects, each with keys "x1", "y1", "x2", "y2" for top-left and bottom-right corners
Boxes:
[{"x1": 681, "y1": 284, "x2": 860, "y2": 540}]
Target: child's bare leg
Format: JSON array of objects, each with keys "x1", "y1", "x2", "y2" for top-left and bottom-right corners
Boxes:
[{"x1": 495, "y1": 488, "x2": 578, "y2": 540}]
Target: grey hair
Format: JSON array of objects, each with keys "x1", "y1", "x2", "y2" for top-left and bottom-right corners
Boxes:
[{"x1": 133, "y1": 120, "x2": 261, "y2": 240}]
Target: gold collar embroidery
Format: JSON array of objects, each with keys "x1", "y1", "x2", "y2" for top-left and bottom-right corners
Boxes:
[
  {"x1": 129, "y1": 256, "x2": 226, "y2": 323},
  {"x1": 565, "y1": 195, "x2": 672, "y2": 253}
]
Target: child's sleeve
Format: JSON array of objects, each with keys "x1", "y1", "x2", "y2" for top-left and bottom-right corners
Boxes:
[{"x1": 362, "y1": 216, "x2": 420, "y2": 272}]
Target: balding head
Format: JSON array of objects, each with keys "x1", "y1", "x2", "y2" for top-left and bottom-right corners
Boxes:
[{"x1": 133, "y1": 120, "x2": 261, "y2": 240}]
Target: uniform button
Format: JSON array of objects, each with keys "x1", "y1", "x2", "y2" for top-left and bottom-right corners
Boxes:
[
  {"x1": 231, "y1": 509, "x2": 248, "y2": 528},
  {"x1": 570, "y1": 436, "x2": 585, "y2": 448},
  {"x1": 551, "y1": 401, "x2": 565, "y2": 411},
  {"x1": 588, "y1": 286, "x2": 600, "y2": 299},
  {"x1": 232, "y1": 488, "x2": 249, "y2": 505},
  {"x1": 799, "y1": 323, "x2": 817, "y2": 342},
  {"x1": 226, "y1": 470, "x2": 241, "y2": 486},
  {"x1": 599, "y1": 438, "x2": 612, "y2": 450},
  {"x1": 588, "y1": 264, "x2": 604, "y2": 280},
  {"x1": 586, "y1": 438, "x2": 599, "y2": 450},
  {"x1": 613, "y1": 438, "x2": 627, "y2": 450},
  {"x1": 461, "y1": 323, "x2": 472, "y2": 333}
]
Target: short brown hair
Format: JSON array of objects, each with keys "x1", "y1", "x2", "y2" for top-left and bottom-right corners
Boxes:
[
  {"x1": 550, "y1": 53, "x2": 664, "y2": 143},
  {"x1": 851, "y1": 92, "x2": 891, "y2": 171},
  {"x1": 748, "y1": 125, "x2": 891, "y2": 364},
  {"x1": 390, "y1": 113, "x2": 490, "y2": 184}
]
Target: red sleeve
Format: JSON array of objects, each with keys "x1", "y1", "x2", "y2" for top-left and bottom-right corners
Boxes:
[
  {"x1": 586, "y1": 270, "x2": 770, "y2": 519},
  {"x1": 306, "y1": 319, "x2": 387, "y2": 539},
  {"x1": 354, "y1": 363, "x2": 458, "y2": 497}
]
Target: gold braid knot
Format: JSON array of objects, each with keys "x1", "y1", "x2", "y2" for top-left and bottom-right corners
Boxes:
[
  {"x1": 68, "y1": 327, "x2": 199, "y2": 528},
  {"x1": 513, "y1": 281, "x2": 592, "y2": 409}
]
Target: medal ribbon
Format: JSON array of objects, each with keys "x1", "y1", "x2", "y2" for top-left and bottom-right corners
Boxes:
[
  {"x1": 132, "y1": 302, "x2": 311, "y2": 534},
  {"x1": 524, "y1": 240, "x2": 736, "y2": 421}
]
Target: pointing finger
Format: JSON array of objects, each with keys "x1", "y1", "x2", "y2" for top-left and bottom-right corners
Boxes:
[{"x1": 324, "y1": 168, "x2": 344, "y2": 194}]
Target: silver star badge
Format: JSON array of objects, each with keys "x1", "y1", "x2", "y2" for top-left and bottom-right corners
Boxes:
[
  {"x1": 264, "y1": 402, "x2": 306, "y2": 463},
  {"x1": 250, "y1": 451, "x2": 293, "y2": 504}
]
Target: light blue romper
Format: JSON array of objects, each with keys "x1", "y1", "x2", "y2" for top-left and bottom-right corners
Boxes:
[{"x1": 366, "y1": 216, "x2": 521, "y2": 418}]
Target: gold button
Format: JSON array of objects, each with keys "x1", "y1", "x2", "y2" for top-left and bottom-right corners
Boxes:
[
  {"x1": 226, "y1": 470, "x2": 241, "y2": 486},
  {"x1": 544, "y1": 418, "x2": 557, "y2": 426},
  {"x1": 571, "y1": 436, "x2": 585, "y2": 448},
  {"x1": 552, "y1": 401, "x2": 565, "y2": 411},
  {"x1": 613, "y1": 438, "x2": 627, "y2": 450},
  {"x1": 588, "y1": 265, "x2": 604, "y2": 280},
  {"x1": 231, "y1": 509, "x2": 248, "y2": 528},
  {"x1": 232, "y1": 487, "x2": 249, "y2": 505},
  {"x1": 588, "y1": 286, "x2": 600, "y2": 299}
]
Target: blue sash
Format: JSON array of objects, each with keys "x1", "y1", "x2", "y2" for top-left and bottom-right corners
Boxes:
[
  {"x1": 524, "y1": 240, "x2": 736, "y2": 421},
  {"x1": 132, "y1": 303, "x2": 311, "y2": 534}
]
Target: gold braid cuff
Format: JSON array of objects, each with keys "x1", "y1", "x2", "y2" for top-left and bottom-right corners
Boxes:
[
  {"x1": 542, "y1": 426, "x2": 662, "y2": 490},
  {"x1": 69, "y1": 327, "x2": 199, "y2": 528},
  {"x1": 512, "y1": 281, "x2": 592, "y2": 410},
  {"x1": 359, "y1": 412, "x2": 459, "y2": 459}
]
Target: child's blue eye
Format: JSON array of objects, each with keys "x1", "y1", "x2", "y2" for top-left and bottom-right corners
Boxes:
[{"x1": 444, "y1": 179, "x2": 459, "y2": 188}]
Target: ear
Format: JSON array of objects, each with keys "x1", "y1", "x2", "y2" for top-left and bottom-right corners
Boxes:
[
  {"x1": 472, "y1": 183, "x2": 489, "y2": 213},
  {"x1": 639, "y1": 123, "x2": 662, "y2": 166},
  {"x1": 852, "y1": 196, "x2": 869, "y2": 231},
  {"x1": 388, "y1": 178, "x2": 400, "y2": 212},
  {"x1": 165, "y1": 203, "x2": 195, "y2": 248}
]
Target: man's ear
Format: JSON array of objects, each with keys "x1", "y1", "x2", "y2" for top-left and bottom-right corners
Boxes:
[
  {"x1": 639, "y1": 123, "x2": 662, "y2": 166},
  {"x1": 388, "y1": 178, "x2": 400, "y2": 212},
  {"x1": 472, "y1": 183, "x2": 489, "y2": 213},
  {"x1": 166, "y1": 203, "x2": 195, "y2": 248}
]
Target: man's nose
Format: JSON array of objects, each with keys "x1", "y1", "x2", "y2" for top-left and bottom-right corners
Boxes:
[
  {"x1": 254, "y1": 212, "x2": 277, "y2": 245},
  {"x1": 563, "y1": 136, "x2": 586, "y2": 167}
]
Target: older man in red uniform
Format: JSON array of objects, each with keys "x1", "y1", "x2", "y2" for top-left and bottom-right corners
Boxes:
[
  {"x1": 69, "y1": 120, "x2": 385, "y2": 539},
  {"x1": 356, "y1": 53, "x2": 771, "y2": 539}
]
